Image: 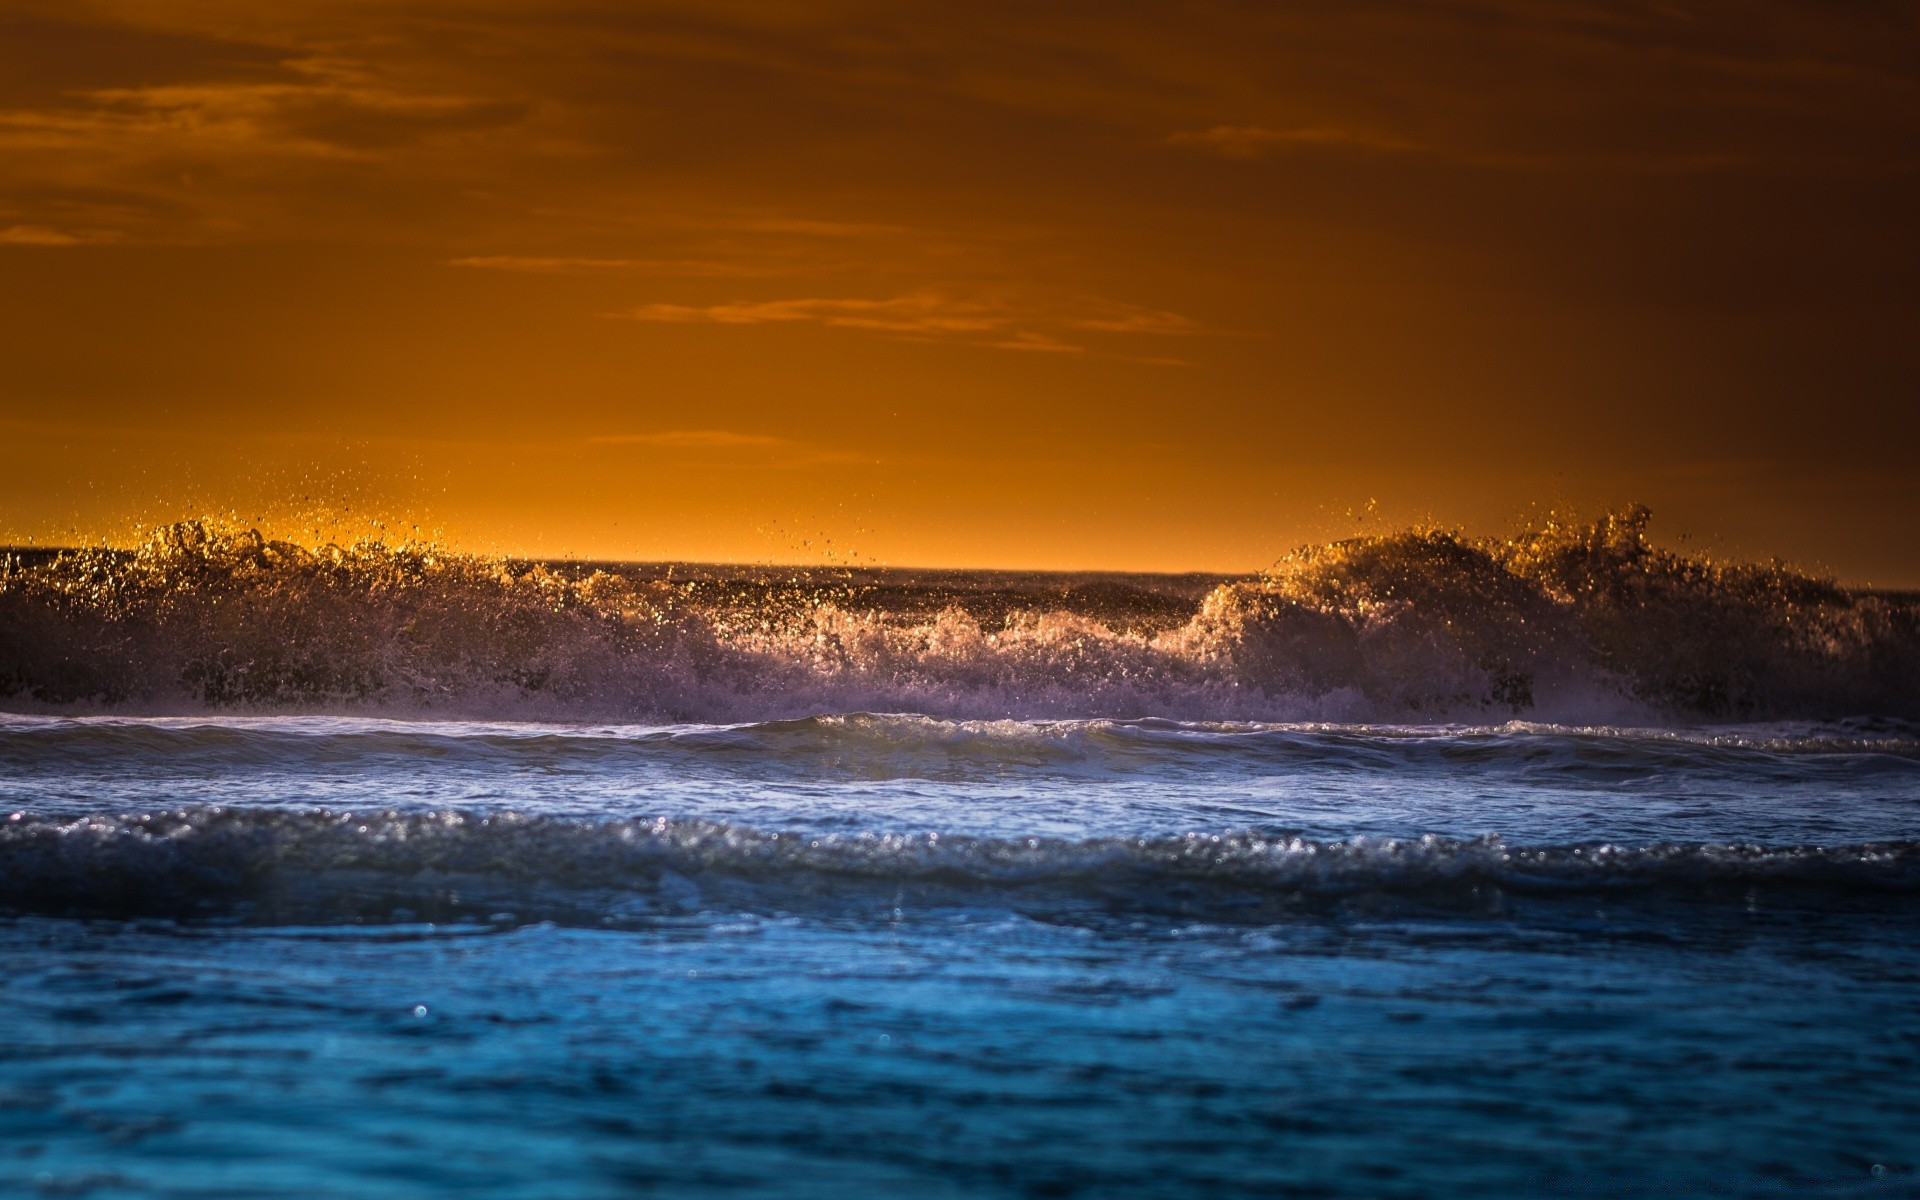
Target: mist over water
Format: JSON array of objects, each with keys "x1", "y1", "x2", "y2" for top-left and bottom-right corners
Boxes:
[{"x1": 4, "y1": 512, "x2": 1918, "y2": 1196}]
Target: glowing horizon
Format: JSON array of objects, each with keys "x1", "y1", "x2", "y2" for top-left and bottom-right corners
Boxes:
[{"x1": 3, "y1": 2, "x2": 1917, "y2": 583}]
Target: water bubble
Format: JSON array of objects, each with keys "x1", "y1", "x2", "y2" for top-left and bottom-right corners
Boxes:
[{"x1": 412, "y1": 1005, "x2": 428, "y2": 1018}]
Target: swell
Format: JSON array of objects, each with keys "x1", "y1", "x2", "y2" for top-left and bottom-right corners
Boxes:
[
  {"x1": 3, "y1": 508, "x2": 1916, "y2": 722},
  {"x1": 2, "y1": 808, "x2": 1915, "y2": 925},
  {"x1": 5, "y1": 713, "x2": 1918, "y2": 786}
]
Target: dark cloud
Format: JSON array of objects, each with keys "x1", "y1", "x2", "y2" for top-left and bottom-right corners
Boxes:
[
  {"x1": 274, "y1": 94, "x2": 532, "y2": 151},
  {"x1": 0, "y1": 12, "x2": 295, "y2": 108}
]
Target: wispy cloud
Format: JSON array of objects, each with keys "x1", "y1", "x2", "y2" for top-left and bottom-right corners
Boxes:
[
  {"x1": 610, "y1": 290, "x2": 1197, "y2": 357},
  {"x1": 1168, "y1": 123, "x2": 1763, "y2": 174},
  {"x1": 0, "y1": 61, "x2": 527, "y2": 160},
  {"x1": 988, "y1": 331, "x2": 1084, "y2": 354},
  {"x1": 586, "y1": 430, "x2": 788, "y2": 449},
  {"x1": 447, "y1": 211, "x2": 969, "y2": 284},
  {"x1": 1062, "y1": 303, "x2": 1200, "y2": 336},
  {"x1": 1168, "y1": 125, "x2": 1422, "y2": 159},
  {"x1": 695, "y1": 216, "x2": 919, "y2": 240},
  {"x1": 622, "y1": 292, "x2": 1003, "y2": 335},
  {"x1": 450, "y1": 255, "x2": 787, "y2": 278},
  {"x1": 0, "y1": 52, "x2": 532, "y2": 242},
  {"x1": 0, "y1": 224, "x2": 122, "y2": 246}
]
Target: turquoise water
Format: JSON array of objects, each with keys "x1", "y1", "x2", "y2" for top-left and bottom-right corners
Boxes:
[{"x1": 2, "y1": 715, "x2": 1918, "y2": 1197}]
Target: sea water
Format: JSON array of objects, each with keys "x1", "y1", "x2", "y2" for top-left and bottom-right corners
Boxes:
[
  {"x1": 2, "y1": 522, "x2": 1918, "y2": 1197},
  {"x1": 2, "y1": 714, "x2": 1918, "y2": 1198}
]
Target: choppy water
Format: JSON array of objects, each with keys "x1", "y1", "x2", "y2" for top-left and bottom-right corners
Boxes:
[
  {"x1": 3, "y1": 713, "x2": 1919, "y2": 1198},
  {"x1": 3, "y1": 519, "x2": 1919, "y2": 1196}
]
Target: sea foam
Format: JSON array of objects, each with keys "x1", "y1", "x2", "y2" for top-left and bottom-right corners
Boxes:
[
  {"x1": 3, "y1": 508, "x2": 1914, "y2": 722},
  {"x1": 4, "y1": 805, "x2": 1916, "y2": 925}
]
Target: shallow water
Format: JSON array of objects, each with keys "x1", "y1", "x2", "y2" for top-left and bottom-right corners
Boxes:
[{"x1": 2, "y1": 713, "x2": 1919, "y2": 1197}]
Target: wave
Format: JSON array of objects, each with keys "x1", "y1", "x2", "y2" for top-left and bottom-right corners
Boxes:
[
  {"x1": 1, "y1": 807, "x2": 1915, "y2": 925},
  {"x1": 5, "y1": 712, "x2": 1917, "y2": 785},
  {"x1": 3, "y1": 508, "x2": 1915, "y2": 722}
]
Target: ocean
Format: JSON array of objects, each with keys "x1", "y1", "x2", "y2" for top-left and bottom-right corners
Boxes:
[{"x1": 1, "y1": 516, "x2": 1917, "y2": 1198}]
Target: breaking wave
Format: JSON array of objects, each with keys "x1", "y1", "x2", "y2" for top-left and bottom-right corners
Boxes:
[
  {"x1": 2, "y1": 507, "x2": 1915, "y2": 722},
  {"x1": 7, "y1": 711, "x2": 1918, "y2": 786},
  {"x1": 3, "y1": 807, "x2": 1916, "y2": 925}
]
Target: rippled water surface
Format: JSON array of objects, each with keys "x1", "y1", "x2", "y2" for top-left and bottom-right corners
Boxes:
[
  {"x1": 9, "y1": 712, "x2": 1920, "y2": 842},
  {"x1": 3, "y1": 714, "x2": 1919, "y2": 1197}
]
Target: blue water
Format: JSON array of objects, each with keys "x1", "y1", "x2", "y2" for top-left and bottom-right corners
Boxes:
[{"x1": 3, "y1": 713, "x2": 1919, "y2": 1197}]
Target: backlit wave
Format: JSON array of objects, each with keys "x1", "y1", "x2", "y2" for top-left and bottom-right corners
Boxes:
[{"x1": 2, "y1": 508, "x2": 1914, "y2": 722}]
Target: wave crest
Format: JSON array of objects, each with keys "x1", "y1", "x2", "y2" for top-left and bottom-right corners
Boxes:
[
  {"x1": 1, "y1": 807, "x2": 1915, "y2": 924},
  {"x1": 1188, "y1": 507, "x2": 1918, "y2": 717},
  {"x1": 2, "y1": 509, "x2": 1914, "y2": 720}
]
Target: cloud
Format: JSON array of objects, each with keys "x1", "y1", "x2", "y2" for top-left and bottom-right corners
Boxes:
[
  {"x1": 0, "y1": 223, "x2": 96, "y2": 244},
  {"x1": 621, "y1": 292, "x2": 1005, "y2": 334},
  {"x1": 695, "y1": 216, "x2": 919, "y2": 240},
  {"x1": 0, "y1": 50, "x2": 534, "y2": 241},
  {"x1": 586, "y1": 430, "x2": 788, "y2": 448},
  {"x1": 448, "y1": 207, "x2": 1003, "y2": 289},
  {"x1": 3, "y1": 0, "x2": 1911, "y2": 254},
  {"x1": 1168, "y1": 125, "x2": 1422, "y2": 159},
  {"x1": 1062, "y1": 302, "x2": 1200, "y2": 336},
  {"x1": 612, "y1": 290, "x2": 1197, "y2": 356},
  {"x1": 988, "y1": 331, "x2": 1084, "y2": 354},
  {"x1": 449, "y1": 255, "x2": 778, "y2": 278},
  {"x1": 1164, "y1": 122, "x2": 1767, "y2": 174},
  {"x1": 31, "y1": 67, "x2": 530, "y2": 159}
]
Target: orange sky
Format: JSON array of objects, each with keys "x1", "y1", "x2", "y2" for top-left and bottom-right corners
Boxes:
[{"x1": 2, "y1": 1, "x2": 1917, "y2": 580}]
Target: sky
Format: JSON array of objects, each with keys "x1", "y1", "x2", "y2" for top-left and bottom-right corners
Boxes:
[{"x1": 1, "y1": 0, "x2": 1917, "y2": 580}]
